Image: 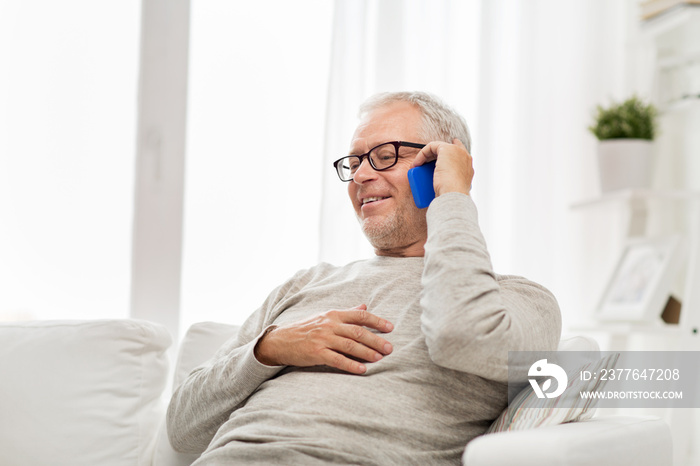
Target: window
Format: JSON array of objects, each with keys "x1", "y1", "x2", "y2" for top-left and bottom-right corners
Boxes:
[{"x1": 0, "y1": 1, "x2": 140, "y2": 320}]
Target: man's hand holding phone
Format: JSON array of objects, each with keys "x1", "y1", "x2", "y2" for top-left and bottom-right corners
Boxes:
[{"x1": 410, "y1": 138, "x2": 473, "y2": 204}]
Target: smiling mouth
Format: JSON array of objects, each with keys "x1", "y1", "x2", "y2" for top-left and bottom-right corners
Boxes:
[{"x1": 362, "y1": 196, "x2": 390, "y2": 205}]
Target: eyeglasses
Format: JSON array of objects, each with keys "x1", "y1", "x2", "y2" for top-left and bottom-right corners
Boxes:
[{"x1": 333, "y1": 141, "x2": 425, "y2": 182}]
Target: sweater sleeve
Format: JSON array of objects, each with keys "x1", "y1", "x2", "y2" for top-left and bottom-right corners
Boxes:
[
  {"x1": 420, "y1": 192, "x2": 561, "y2": 382},
  {"x1": 166, "y1": 275, "x2": 301, "y2": 454}
]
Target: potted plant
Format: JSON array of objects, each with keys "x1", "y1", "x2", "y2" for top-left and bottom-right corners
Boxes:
[{"x1": 588, "y1": 96, "x2": 657, "y2": 193}]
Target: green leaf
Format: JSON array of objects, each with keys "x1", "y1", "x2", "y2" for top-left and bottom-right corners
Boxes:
[{"x1": 588, "y1": 95, "x2": 657, "y2": 141}]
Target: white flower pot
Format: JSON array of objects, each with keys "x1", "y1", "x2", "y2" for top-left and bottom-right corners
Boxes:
[{"x1": 597, "y1": 139, "x2": 654, "y2": 193}]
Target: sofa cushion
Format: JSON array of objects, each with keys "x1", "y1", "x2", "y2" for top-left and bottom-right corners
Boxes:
[
  {"x1": 0, "y1": 319, "x2": 171, "y2": 466},
  {"x1": 153, "y1": 321, "x2": 240, "y2": 466}
]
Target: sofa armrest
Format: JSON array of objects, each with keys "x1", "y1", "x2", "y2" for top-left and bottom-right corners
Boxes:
[
  {"x1": 0, "y1": 319, "x2": 171, "y2": 466},
  {"x1": 463, "y1": 416, "x2": 672, "y2": 466}
]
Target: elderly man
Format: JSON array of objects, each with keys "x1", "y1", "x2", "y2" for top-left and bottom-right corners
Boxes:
[{"x1": 167, "y1": 91, "x2": 561, "y2": 465}]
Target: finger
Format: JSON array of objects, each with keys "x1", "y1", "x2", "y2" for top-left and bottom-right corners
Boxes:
[
  {"x1": 336, "y1": 324, "x2": 392, "y2": 355},
  {"x1": 411, "y1": 141, "x2": 442, "y2": 168},
  {"x1": 338, "y1": 308, "x2": 394, "y2": 333},
  {"x1": 451, "y1": 138, "x2": 472, "y2": 165},
  {"x1": 330, "y1": 335, "x2": 384, "y2": 362},
  {"x1": 321, "y1": 348, "x2": 367, "y2": 375},
  {"x1": 452, "y1": 138, "x2": 468, "y2": 151}
]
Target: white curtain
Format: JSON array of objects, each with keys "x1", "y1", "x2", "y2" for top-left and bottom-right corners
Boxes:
[
  {"x1": 320, "y1": 0, "x2": 481, "y2": 266},
  {"x1": 0, "y1": 0, "x2": 639, "y2": 336},
  {"x1": 320, "y1": 0, "x2": 635, "y2": 327},
  {"x1": 180, "y1": 1, "x2": 333, "y2": 336}
]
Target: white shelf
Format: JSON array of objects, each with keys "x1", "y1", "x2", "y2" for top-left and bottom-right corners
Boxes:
[
  {"x1": 659, "y1": 95, "x2": 700, "y2": 114},
  {"x1": 568, "y1": 321, "x2": 683, "y2": 336},
  {"x1": 641, "y1": 3, "x2": 700, "y2": 37},
  {"x1": 570, "y1": 189, "x2": 700, "y2": 210},
  {"x1": 656, "y1": 52, "x2": 700, "y2": 69}
]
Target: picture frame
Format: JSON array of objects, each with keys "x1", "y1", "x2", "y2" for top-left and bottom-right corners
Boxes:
[{"x1": 595, "y1": 235, "x2": 684, "y2": 322}]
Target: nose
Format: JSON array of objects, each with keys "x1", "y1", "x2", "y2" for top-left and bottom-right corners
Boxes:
[{"x1": 352, "y1": 157, "x2": 377, "y2": 184}]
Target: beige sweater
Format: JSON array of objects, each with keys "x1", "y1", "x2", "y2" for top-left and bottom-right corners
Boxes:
[{"x1": 167, "y1": 193, "x2": 561, "y2": 465}]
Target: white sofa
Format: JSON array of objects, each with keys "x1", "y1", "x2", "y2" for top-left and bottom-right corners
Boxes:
[{"x1": 0, "y1": 319, "x2": 673, "y2": 466}]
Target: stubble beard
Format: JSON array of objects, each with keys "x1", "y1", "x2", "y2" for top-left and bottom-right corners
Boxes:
[{"x1": 357, "y1": 204, "x2": 427, "y2": 251}]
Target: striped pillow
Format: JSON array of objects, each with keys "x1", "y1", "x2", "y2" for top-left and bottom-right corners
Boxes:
[{"x1": 487, "y1": 352, "x2": 620, "y2": 433}]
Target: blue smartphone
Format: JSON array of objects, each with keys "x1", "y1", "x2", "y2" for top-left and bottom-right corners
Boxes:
[{"x1": 407, "y1": 161, "x2": 436, "y2": 208}]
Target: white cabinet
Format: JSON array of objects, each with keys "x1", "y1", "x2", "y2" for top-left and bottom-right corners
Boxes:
[
  {"x1": 570, "y1": 188, "x2": 700, "y2": 466},
  {"x1": 568, "y1": 6, "x2": 700, "y2": 465},
  {"x1": 570, "y1": 189, "x2": 700, "y2": 352},
  {"x1": 643, "y1": 5, "x2": 700, "y2": 112}
]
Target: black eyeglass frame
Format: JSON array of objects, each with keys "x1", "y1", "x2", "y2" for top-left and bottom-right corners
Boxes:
[{"x1": 332, "y1": 141, "x2": 426, "y2": 182}]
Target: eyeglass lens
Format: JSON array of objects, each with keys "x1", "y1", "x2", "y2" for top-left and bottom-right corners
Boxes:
[{"x1": 338, "y1": 143, "x2": 397, "y2": 180}]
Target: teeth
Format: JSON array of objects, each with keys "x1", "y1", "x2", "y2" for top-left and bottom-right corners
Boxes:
[{"x1": 362, "y1": 197, "x2": 388, "y2": 205}]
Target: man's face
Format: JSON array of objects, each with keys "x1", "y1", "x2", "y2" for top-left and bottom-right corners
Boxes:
[{"x1": 348, "y1": 102, "x2": 428, "y2": 257}]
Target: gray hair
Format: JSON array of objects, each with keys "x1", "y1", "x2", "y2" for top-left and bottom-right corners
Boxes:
[{"x1": 359, "y1": 91, "x2": 472, "y2": 153}]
